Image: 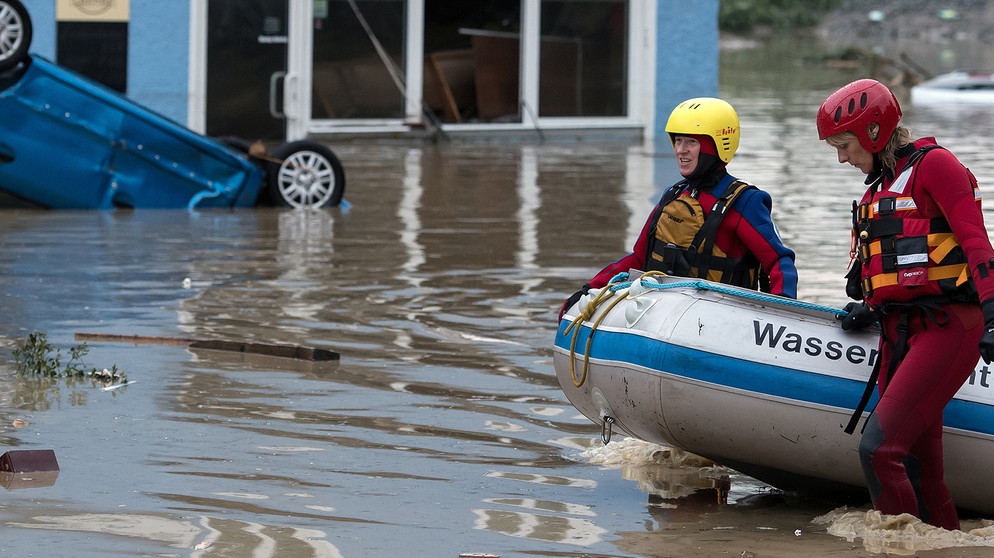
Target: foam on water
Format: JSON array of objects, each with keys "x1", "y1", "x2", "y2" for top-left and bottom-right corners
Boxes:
[{"x1": 816, "y1": 508, "x2": 994, "y2": 555}]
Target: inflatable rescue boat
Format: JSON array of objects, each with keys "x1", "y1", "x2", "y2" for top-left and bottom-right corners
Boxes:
[{"x1": 553, "y1": 272, "x2": 994, "y2": 514}]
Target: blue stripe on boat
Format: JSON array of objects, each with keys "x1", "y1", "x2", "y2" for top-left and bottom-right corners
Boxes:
[{"x1": 555, "y1": 321, "x2": 994, "y2": 436}]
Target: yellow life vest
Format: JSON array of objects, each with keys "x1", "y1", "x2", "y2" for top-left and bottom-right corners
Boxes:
[{"x1": 646, "y1": 177, "x2": 762, "y2": 288}]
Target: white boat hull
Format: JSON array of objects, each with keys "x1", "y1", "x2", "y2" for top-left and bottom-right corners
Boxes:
[
  {"x1": 910, "y1": 71, "x2": 994, "y2": 105},
  {"x1": 553, "y1": 274, "x2": 994, "y2": 513}
]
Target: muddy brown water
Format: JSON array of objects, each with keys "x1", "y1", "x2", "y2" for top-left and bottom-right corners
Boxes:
[{"x1": 5, "y1": 42, "x2": 994, "y2": 557}]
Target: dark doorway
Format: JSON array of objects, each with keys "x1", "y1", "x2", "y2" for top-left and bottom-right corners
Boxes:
[
  {"x1": 57, "y1": 22, "x2": 128, "y2": 93},
  {"x1": 206, "y1": 0, "x2": 288, "y2": 140}
]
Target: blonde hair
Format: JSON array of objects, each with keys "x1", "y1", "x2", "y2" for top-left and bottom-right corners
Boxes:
[
  {"x1": 825, "y1": 126, "x2": 914, "y2": 175},
  {"x1": 878, "y1": 126, "x2": 913, "y2": 173}
]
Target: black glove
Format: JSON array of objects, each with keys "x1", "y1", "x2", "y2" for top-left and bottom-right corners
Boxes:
[
  {"x1": 839, "y1": 301, "x2": 876, "y2": 331},
  {"x1": 844, "y1": 258, "x2": 863, "y2": 301},
  {"x1": 558, "y1": 284, "x2": 591, "y2": 322},
  {"x1": 980, "y1": 300, "x2": 994, "y2": 364}
]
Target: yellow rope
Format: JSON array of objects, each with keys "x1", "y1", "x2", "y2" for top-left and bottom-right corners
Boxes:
[
  {"x1": 563, "y1": 271, "x2": 670, "y2": 388},
  {"x1": 563, "y1": 271, "x2": 666, "y2": 387}
]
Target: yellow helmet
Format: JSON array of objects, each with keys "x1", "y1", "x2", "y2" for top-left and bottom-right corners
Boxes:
[{"x1": 665, "y1": 97, "x2": 740, "y2": 163}]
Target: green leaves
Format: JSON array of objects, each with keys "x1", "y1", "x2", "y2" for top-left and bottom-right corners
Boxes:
[
  {"x1": 12, "y1": 331, "x2": 125, "y2": 383},
  {"x1": 719, "y1": 0, "x2": 842, "y2": 34}
]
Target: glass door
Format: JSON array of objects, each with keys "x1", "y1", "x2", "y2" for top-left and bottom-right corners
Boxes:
[{"x1": 205, "y1": 0, "x2": 289, "y2": 140}]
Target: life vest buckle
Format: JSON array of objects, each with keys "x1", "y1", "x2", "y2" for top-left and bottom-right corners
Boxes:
[
  {"x1": 661, "y1": 243, "x2": 691, "y2": 276},
  {"x1": 880, "y1": 236, "x2": 897, "y2": 254},
  {"x1": 858, "y1": 243, "x2": 872, "y2": 263},
  {"x1": 878, "y1": 196, "x2": 898, "y2": 215},
  {"x1": 881, "y1": 253, "x2": 899, "y2": 273},
  {"x1": 862, "y1": 277, "x2": 874, "y2": 296},
  {"x1": 857, "y1": 202, "x2": 871, "y2": 221}
]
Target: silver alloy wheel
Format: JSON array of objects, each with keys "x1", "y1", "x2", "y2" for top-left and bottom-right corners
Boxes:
[
  {"x1": 275, "y1": 149, "x2": 337, "y2": 208},
  {"x1": 0, "y1": 0, "x2": 30, "y2": 72},
  {"x1": 266, "y1": 140, "x2": 345, "y2": 208}
]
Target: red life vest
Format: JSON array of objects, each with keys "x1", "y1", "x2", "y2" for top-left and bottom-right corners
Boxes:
[{"x1": 854, "y1": 146, "x2": 978, "y2": 306}]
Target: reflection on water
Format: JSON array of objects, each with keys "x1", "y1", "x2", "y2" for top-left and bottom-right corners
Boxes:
[
  {"x1": 3, "y1": 36, "x2": 994, "y2": 557},
  {"x1": 584, "y1": 437, "x2": 733, "y2": 503},
  {"x1": 0, "y1": 471, "x2": 59, "y2": 490},
  {"x1": 7, "y1": 513, "x2": 345, "y2": 557},
  {"x1": 9, "y1": 513, "x2": 202, "y2": 548},
  {"x1": 476, "y1": 471, "x2": 605, "y2": 545}
]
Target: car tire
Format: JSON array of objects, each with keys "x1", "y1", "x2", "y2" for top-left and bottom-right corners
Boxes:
[
  {"x1": 266, "y1": 140, "x2": 345, "y2": 208},
  {"x1": 0, "y1": 0, "x2": 32, "y2": 73}
]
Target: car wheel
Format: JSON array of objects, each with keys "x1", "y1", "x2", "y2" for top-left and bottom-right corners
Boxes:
[
  {"x1": 266, "y1": 141, "x2": 345, "y2": 208},
  {"x1": 0, "y1": 0, "x2": 32, "y2": 73}
]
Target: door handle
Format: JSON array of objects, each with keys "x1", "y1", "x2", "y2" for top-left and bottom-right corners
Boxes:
[
  {"x1": 269, "y1": 71, "x2": 287, "y2": 119},
  {"x1": 283, "y1": 73, "x2": 298, "y2": 120}
]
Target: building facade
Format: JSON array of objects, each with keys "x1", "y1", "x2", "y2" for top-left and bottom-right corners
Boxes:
[{"x1": 22, "y1": 0, "x2": 718, "y2": 143}]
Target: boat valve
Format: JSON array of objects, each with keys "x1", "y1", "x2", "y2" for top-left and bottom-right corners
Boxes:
[{"x1": 601, "y1": 415, "x2": 615, "y2": 445}]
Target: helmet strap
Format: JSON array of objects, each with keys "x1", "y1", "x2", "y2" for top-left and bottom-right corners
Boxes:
[{"x1": 865, "y1": 156, "x2": 885, "y2": 191}]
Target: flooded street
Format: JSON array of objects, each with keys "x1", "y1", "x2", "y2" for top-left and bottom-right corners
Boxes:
[
  {"x1": 0, "y1": 146, "x2": 708, "y2": 558},
  {"x1": 5, "y1": 41, "x2": 994, "y2": 557}
]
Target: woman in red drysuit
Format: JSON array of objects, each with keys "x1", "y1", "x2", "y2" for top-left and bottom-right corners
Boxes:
[{"x1": 818, "y1": 78, "x2": 994, "y2": 530}]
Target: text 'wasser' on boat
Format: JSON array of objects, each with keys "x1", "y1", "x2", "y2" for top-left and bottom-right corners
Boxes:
[{"x1": 553, "y1": 271, "x2": 994, "y2": 514}]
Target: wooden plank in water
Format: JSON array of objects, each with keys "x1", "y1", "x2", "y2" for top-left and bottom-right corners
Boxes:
[
  {"x1": 74, "y1": 333, "x2": 340, "y2": 361},
  {"x1": 75, "y1": 333, "x2": 196, "y2": 346}
]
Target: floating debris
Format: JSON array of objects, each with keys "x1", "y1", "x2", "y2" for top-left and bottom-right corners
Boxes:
[
  {"x1": 101, "y1": 381, "x2": 137, "y2": 392},
  {"x1": 76, "y1": 332, "x2": 340, "y2": 361},
  {"x1": 92, "y1": 368, "x2": 126, "y2": 383}
]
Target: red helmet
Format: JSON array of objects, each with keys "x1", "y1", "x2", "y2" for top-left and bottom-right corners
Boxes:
[{"x1": 817, "y1": 79, "x2": 902, "y2": 153}]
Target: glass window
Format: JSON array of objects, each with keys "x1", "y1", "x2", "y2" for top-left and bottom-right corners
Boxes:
[
  {"x1": 422, "y1": 0, "x2": 522, "y2": 124},
  {"x1": 305, "y1": 0, "x2": 630, "y2": 124},
  {"x1": 539, "y1": 0, "x2": 627, "y2": 117},
  {"x1": 311, "y1": 0, "x2": 406, "y2": 119}
]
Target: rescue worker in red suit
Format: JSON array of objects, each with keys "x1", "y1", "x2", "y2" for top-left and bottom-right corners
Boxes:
[
  {"x1": 559, "y1": 97, "x2": 798, "y2": 320},
  {"x1": 818, "y1": 79, "x2": 994, "y2": 530}
]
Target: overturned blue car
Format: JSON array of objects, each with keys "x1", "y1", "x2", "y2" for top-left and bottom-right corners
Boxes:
[{"x1": 0, "y1": 0, "x2": 344, "y2": 209}]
